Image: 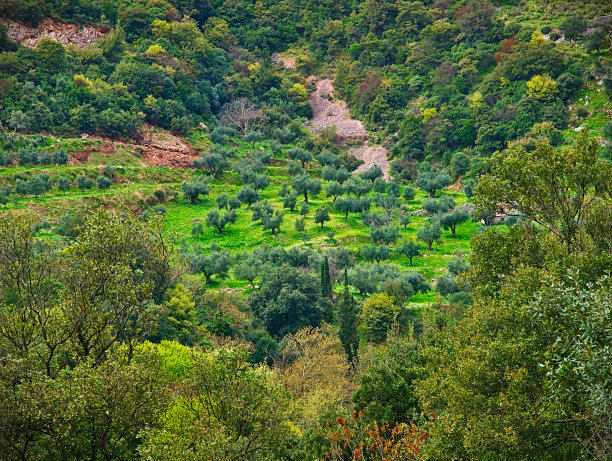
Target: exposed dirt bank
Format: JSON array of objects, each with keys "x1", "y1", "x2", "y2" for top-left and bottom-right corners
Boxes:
[
  {"x1": 71, "y1": 125, "x2": 199, "y2": 168},
  {"x1": 0, "y1": 17, "x2": 108, "y2": 48},
  {"x1": 305, "y1": 77, "x2": 390, "y2": 179}
]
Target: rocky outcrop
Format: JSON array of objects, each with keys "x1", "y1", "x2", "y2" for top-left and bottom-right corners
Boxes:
[
  {"x1": 0, "y1": 18, "x2": 108, "y2": 48},
  {"x1": 305, "y1": 77, "x2": 391, "y2": 179},
  {"x1": 306, "y1": 77, "x2": 369, "y2": 139}
]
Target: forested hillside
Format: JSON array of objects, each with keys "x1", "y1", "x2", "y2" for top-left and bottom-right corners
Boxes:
[{"x1": 0, "y1": 0, "x2": 611, "y2": 460}]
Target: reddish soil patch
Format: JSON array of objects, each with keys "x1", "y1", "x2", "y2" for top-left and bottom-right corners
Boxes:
[
  {"x1": 68, "y1": 141, "x2": 114, "y2": 165},
  {"x1": 70, "y1": 125, "x2": 199, "y2": 168},
  {"x1": 137, "y1": 126, "x2": 199, "y2": 168}
]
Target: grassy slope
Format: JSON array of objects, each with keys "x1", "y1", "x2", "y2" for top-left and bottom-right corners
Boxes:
[{"x1": 0, "y1": 133, "x2": 477, "y2": 310}]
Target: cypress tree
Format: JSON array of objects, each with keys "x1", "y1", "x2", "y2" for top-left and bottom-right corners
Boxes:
[
  {"x1": 321, "y1": 256, "x2": 331, "y2": 299},
  {"x1": 338, "y1": 268, "x2": 359, "y2": 366}
]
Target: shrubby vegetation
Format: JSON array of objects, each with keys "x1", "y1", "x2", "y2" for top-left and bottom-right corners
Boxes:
[{"x1": 0, "y1": 0, "x2": 610, "y2": 459}]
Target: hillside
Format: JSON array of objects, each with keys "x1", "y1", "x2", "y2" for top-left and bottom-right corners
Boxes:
[{"x1": 0, "y1": 1, "x2": 611, "y2": 460}]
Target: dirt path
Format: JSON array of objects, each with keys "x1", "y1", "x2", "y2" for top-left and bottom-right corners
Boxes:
[{"x1": 305, "y1": 77, "x2": 390, "y2": 179}]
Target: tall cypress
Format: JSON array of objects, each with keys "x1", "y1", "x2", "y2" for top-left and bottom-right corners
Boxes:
[
  {"x1": 338, "y1": 268, "x2": 359, "y2": 366},
  {"x1": 321, "y1": 256, "x2": 331, "y2": 299}
]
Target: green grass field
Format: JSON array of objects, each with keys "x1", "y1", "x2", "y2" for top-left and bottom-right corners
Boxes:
[{"x1": 0, "y1": 133, "x2": 483, "y2": 313}]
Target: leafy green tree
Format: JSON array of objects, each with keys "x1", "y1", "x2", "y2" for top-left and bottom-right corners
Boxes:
[
  {"x1": 0, "y1": 348, "x2": 168, "y2": 461},
  {"x1": 236, "y1": 185, "x2": 260, "y2": 207},
  {"x1": 423, "y1": 197, "x2": 448, "y2": 215},
  {"x1": 397, "y1": 239, "x2": 421, "y2": 265},
  {"x1": 151, "y1": 284, "x2": 201, "y2": 345},
  {"x1": 14, "y1": 179, "x2": 27, "y2": 195},
  {"x1": 322, "y1": 166, "x2": 339, "y2": 181},
  {"x1": 474, "y1": 132, "x2": 611, "y2": 252},
  {"x1": 451, "y1": 151, "x2": 470, "y2": 177},
  {"x1": 353, "y1": 329, "x2": 422, "y2": 424},
  {"x1": 182, "y1": 178, "x2": 210, "y2": 204},
  {"x1": 345, "y1": 177, "x2": 373, "y2": 198},
  {"x1": 373, "y1": 178, "x2": 386, "y2": 193},
  {"x1": 243, "y1": 130, "x2": 265, "y2": 148},
  {"x1": 287, "y1": 160, "x2": 303, "y2": 176},
  {"x1": 391, "y1": 114, "x2": 424, "y2": 160},
  {"x1": 334, "y1": 196, "x2": 358, "y2": 218},
  {"x1": 262, "y1": 210, "x2": 283, "y2": 235},
  {"x1": 216, "y1": 193, "x2": 229, "y2": 210},
  {"x1": 76, "y1": 175, "x2": 94, "y2": 190},
  {"x1": 273, "y1": 127, "x2": 295, "y2": 144},
  {"x1": 439, "y1": 208, "x2": 470, "y2": 236},
  {"x1": 526, "y1": 74, "x2": 558, "y2": 101},
  {"x1": 348, "y1": 264, "x2": 380, "y2": 297},
  {"x1": 317, "y1": 151, "x2": 339, "y2": 167},
  {"x1": 291, "y1": 174, "x2": 321, "y2": 202},
  {"x1": 8, "y1": 110, "x2": 30, "y2": 132},
  {"x1": 417, "y1": 219, "x2": 442, "y2": 250},
  {"x1": 295, "y1": 217, "x2": 305, "y2": 233},
  {"x1": 447, "y1": 256, "x2": 470, "y2": 275},
  {"x1": 403, "y1": 186, "x2": 416, "y2": 200},
  {"x1": 53, "y1": 149, "x2": 68, "y2": 165},
  {"x1": 561, "y1": 15, "x2": 587, "y2": 41},
  {"x1": 399, "y1": 213, "x2": 411, "y2": 229},
  {"x1": 535, "y1": 274, "x2": 612, "y2": 460},
  {"x1": 0, "y1": 210, "x2": 172, "y2": 375},
  {"x1": 25, "y1": 175, "x2": 49, "y2": 197},
  {"x1": 56, "y1": 177, "x2": 70, "y2": 192},
  {"x1": 435, "y1": 273, "x2": 459, "y2": 296},
  {"x1": 250, "y1": 265, "x2": 331, "y2": 337},
  {"x1": 252, "y1": 201, "x2": 274, "y2": 223},
  {"x1": 370, "y1": 225, "x2": 400, "y2": 245},
  {"x1": 416, "y1": 168, "x2": 451, "y2": 198},
  {"x1": 206, "y1": 209, "x2": 237, "y2": 234},
  {"x1": 417, "y1": 261, "x2": 588, "y2": 460},
  {"x1": 585, "y1": 26, "x2": 610, "y2": 55},
  {"x1": 233, "y1": 253, "x2": 261, "y2": 288},
  {"x1": 361, "y1": 164, "x2": 383, "y2": 183},
  {"x1": 35, "y1": 38, "x2": 66, "y2": 73},
  {"x1": 314, "y1": 206, "x2": 331, "y2": 228},
  {"x1": 360, "y1": 244, "x2": 390, "y2": 264},
  {"x1": 283, "y1": 193, "x2": 297, "y2": 211},
  {"x1": 186, "y1": 243, "x2": 233, "y2": 284},
  {"x1": 361, "y1": 293, "x2": 400, "y2": 342},
  {"x1": 455, "y1": 0, "x2": 502, "y2": 43},
  {"x1": 288, "y1": 147, "x2": 312, "y2": 167},
  {"x1": 140, "y1": 345, "x2": 291, "y2": 460},
  {"x1": 229, "y1": 195, "x2": 242, "y2": 210},
  {"x1": 374, "y1": 193, "x2": 400, "y2": 217},
  {"x1": 96, "y1": 175, "x2": 112, "y2": 190},
  {"x1": 195, "y1": 145, "x2": 232, "y2": 176},
  {"x1": 326, "y1": 181, "x2": 345, "y2": 201},
  {"x1": 335, "y1": 167, "x2": 351, "y2": 184},
  {"x1": 191, "y1": 220, "x2": 203, "y2": 236}
]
